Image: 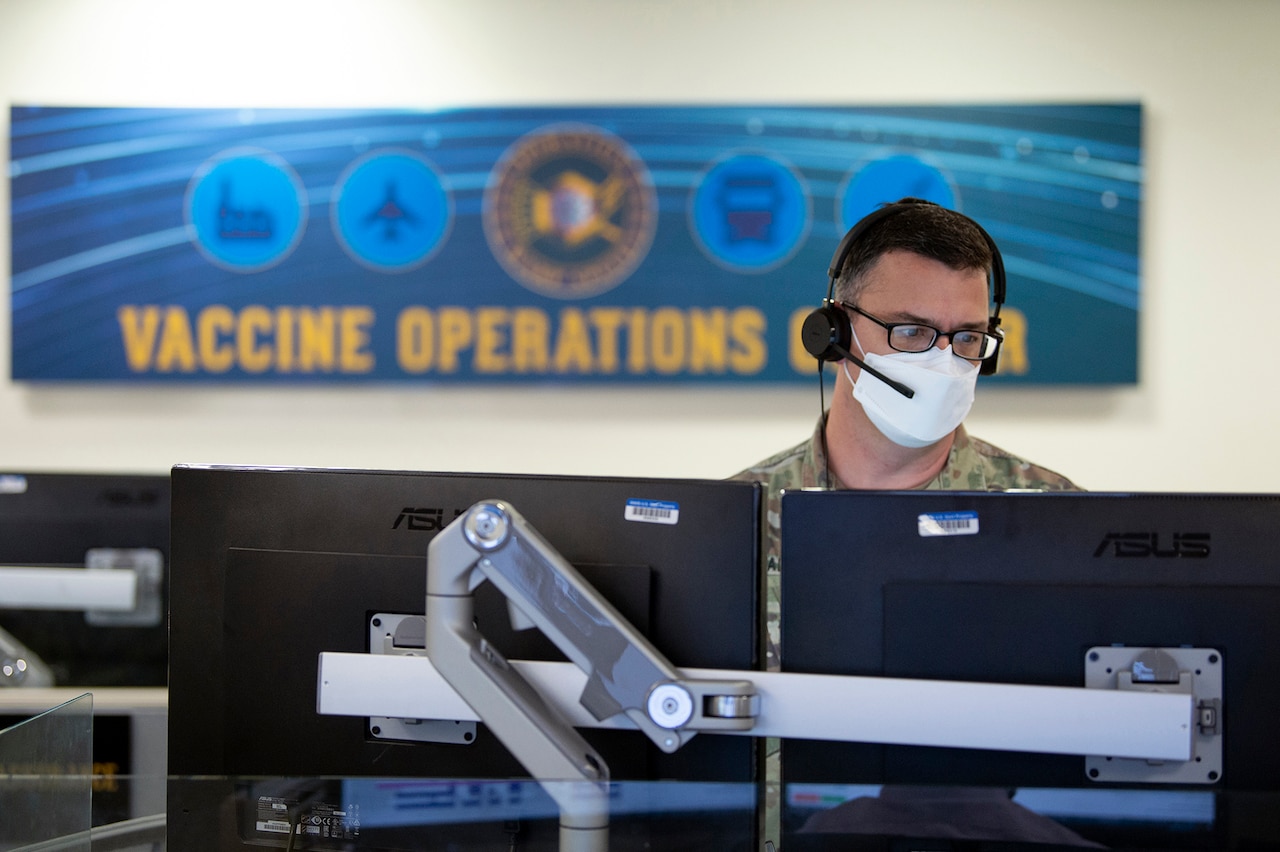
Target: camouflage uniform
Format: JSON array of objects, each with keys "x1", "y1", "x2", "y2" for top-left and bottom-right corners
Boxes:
[{"x1": 731, "y1": 414, "x2": 1079, "y2": 844}]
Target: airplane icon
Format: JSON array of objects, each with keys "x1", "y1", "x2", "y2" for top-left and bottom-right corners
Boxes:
[{"x1": 363, "y1": 181, "x2": 419, "y2": 240}]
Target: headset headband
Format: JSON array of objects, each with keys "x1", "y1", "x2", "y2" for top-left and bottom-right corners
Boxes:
[{"x1": 826, "y1": 201, "x2": 1006, "y2": 318}]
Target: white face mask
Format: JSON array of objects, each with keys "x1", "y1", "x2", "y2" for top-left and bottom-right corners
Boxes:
[{"x1": 843, "y1": 326, "x2": 980, "y2": 449}]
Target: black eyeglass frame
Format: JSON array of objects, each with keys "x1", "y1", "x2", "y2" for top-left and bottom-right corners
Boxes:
[{"x1": 835, "y1": 301, "x2": 1000, "y2": 362}]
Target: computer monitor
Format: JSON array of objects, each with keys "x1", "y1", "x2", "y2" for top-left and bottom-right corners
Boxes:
[
  {"x1": 167, "y1": 465, "x2": 762, "y2": 851},
  {"x1": 0, "y1": 471, "x2": 169, "y2": 687},
  {"x1": 779, "y1": 489, "x2": 1280, "y2": 851},
  {"x1": 0, "y1": 471, "x2": 170, "y2": 828}
]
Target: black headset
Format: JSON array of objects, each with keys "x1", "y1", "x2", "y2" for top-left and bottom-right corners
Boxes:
[{"x1": 799, "y1": 200, "x2": 1007, "y2": 377}]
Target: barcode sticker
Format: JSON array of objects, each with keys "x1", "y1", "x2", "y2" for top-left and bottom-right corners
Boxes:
[
  {"x1": 918, "y1": 511, "x2": 979, "y2": 537},
  {"x1": 624, "y1": 499, "x2": 680, "y2": 525}
]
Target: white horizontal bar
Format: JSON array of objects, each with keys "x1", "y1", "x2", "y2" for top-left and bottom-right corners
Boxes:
[
  {"x1": 0, "y1": 566, "x2": 138, "y2": 611},
  {"x1": 0, "y1": 686, "x2": 169, "y2": 715},
  {"x1": 316, "y1": 652, "x2": 1193, "y2": 761},
  {"x1": 755, "y1": 668, "x2": 1193, "y2": 761}
]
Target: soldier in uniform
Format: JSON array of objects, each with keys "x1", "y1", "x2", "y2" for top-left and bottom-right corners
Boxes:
[{"x1": 732, "y1": 198, "x2": 1078, "y2": 843}]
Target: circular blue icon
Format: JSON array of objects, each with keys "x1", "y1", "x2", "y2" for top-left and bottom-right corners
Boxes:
[
  {"x1": 185, "y1": 148, "x2": 307, "y2": 272},
  {"x1": 332, "y1": 150, "x2": 452, "y2": 273},
  {"x1": 689, "y1": 152, "x2": 811, "y2": 273},
  {"x1": 838, "y1": 154, "x2": 958, "y2": 230}
]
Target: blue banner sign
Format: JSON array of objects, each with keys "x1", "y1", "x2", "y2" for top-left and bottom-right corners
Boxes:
[{"x1": 9, "y1": 105, "x2": 1140, "y2": 384}]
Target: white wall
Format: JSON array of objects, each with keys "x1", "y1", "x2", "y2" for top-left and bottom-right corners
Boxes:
[{"x1": 1, "y1": 0, "x2": 1276, "y2": 490}]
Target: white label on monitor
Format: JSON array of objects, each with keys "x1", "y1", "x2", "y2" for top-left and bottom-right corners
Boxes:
[
  {"x1": 0, "y1": 475, "x2": 28, "y2": 494},
  {"x1": 918, "y1": 510, "x2": 979, "y2": 537},
  {"x1": 624, "y1": 498, "x2": 679, "y2": 525}
]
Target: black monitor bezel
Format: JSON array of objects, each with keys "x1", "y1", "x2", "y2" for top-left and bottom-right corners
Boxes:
[
  {"x1": 778, "y1": 489, "x2": 1280, "y2": 848},
  {"x1": 0, "y1": 470, "x2": 170, "y2": 687},
  {"x1": 167, "y1": 464, "x2": 763, "y2": 851}
]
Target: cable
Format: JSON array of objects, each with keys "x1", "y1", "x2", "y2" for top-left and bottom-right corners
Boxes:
[
  {"x1": 817, "y1": 360, "x2": 831, "y2": 490},
  {"x1": 504, "y1": 818, "x2": 522, "y2": 851},
  {"x1": 284, "y1": 802, "x2": 301, "y2": 852}
]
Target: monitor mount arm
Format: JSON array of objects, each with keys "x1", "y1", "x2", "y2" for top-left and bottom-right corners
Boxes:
[
  {"x1": 424, "y1": 500, "x2": 757, "y2": 852},
  {"x1": 319, "y1": 500, "x2": 1211, "y2": 851}
]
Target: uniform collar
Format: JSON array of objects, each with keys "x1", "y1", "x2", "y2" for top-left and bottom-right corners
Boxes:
[{"x1": 805, "y1": 415, "x2": 975, "y2": 491}]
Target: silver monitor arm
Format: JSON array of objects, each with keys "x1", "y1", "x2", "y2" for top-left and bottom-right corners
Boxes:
[
  {"x1": 318, "y1": 499, "x2": 1209, "y2": 850},
  {"x1": 424, "y1": 500, "x2": 757, "y2": 852}
]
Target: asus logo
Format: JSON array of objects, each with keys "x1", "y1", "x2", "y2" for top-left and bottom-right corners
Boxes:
[
  {"x1": 391, "y1": 507, "x2": 463, "y2": 532},
  {"x1": 1093, "y1": 532, "x2": 1211, "y2": 558}
]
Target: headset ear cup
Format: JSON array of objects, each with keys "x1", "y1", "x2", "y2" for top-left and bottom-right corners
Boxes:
[
  {"x1": 979, "y1": 320, "x2": 1003, "y2": 376},
  {"x1": 801, "y1": 305, "x2": 852, "y2": 362}
]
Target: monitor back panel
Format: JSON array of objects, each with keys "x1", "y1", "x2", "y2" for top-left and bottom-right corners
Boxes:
[
  {"x1": 780, "y1": 490, "x2": 1280, "y2": 849},
  {"x1": 168, "y1": 466, "x2": 762, "y2": 851}
]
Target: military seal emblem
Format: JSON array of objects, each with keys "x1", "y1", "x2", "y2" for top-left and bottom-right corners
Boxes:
[{"x1": 483, "y1": 124, "x2": 657, "y2": 299}]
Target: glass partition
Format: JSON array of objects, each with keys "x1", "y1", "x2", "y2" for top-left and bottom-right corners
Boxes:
[{"x1": 0, "y1": 693, "x2": 93, "y2": 852}]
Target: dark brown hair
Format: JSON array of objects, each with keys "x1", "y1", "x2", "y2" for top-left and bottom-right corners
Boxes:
[{"x1": 833, "y1": 198, "x2": 994, "y2": 302}]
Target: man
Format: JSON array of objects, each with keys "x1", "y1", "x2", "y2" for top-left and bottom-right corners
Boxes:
[
  {"x1": 734, "y1": 197, "x2": 1077, "y2": 672},
  {"x1": 734, "y1": 197, "x2": 1079, "y2": 846}
]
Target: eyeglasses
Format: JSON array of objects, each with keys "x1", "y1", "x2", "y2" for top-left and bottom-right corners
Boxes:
[{"x1": 837, "y1": 301, "x2": 1001, "y2": 361}]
